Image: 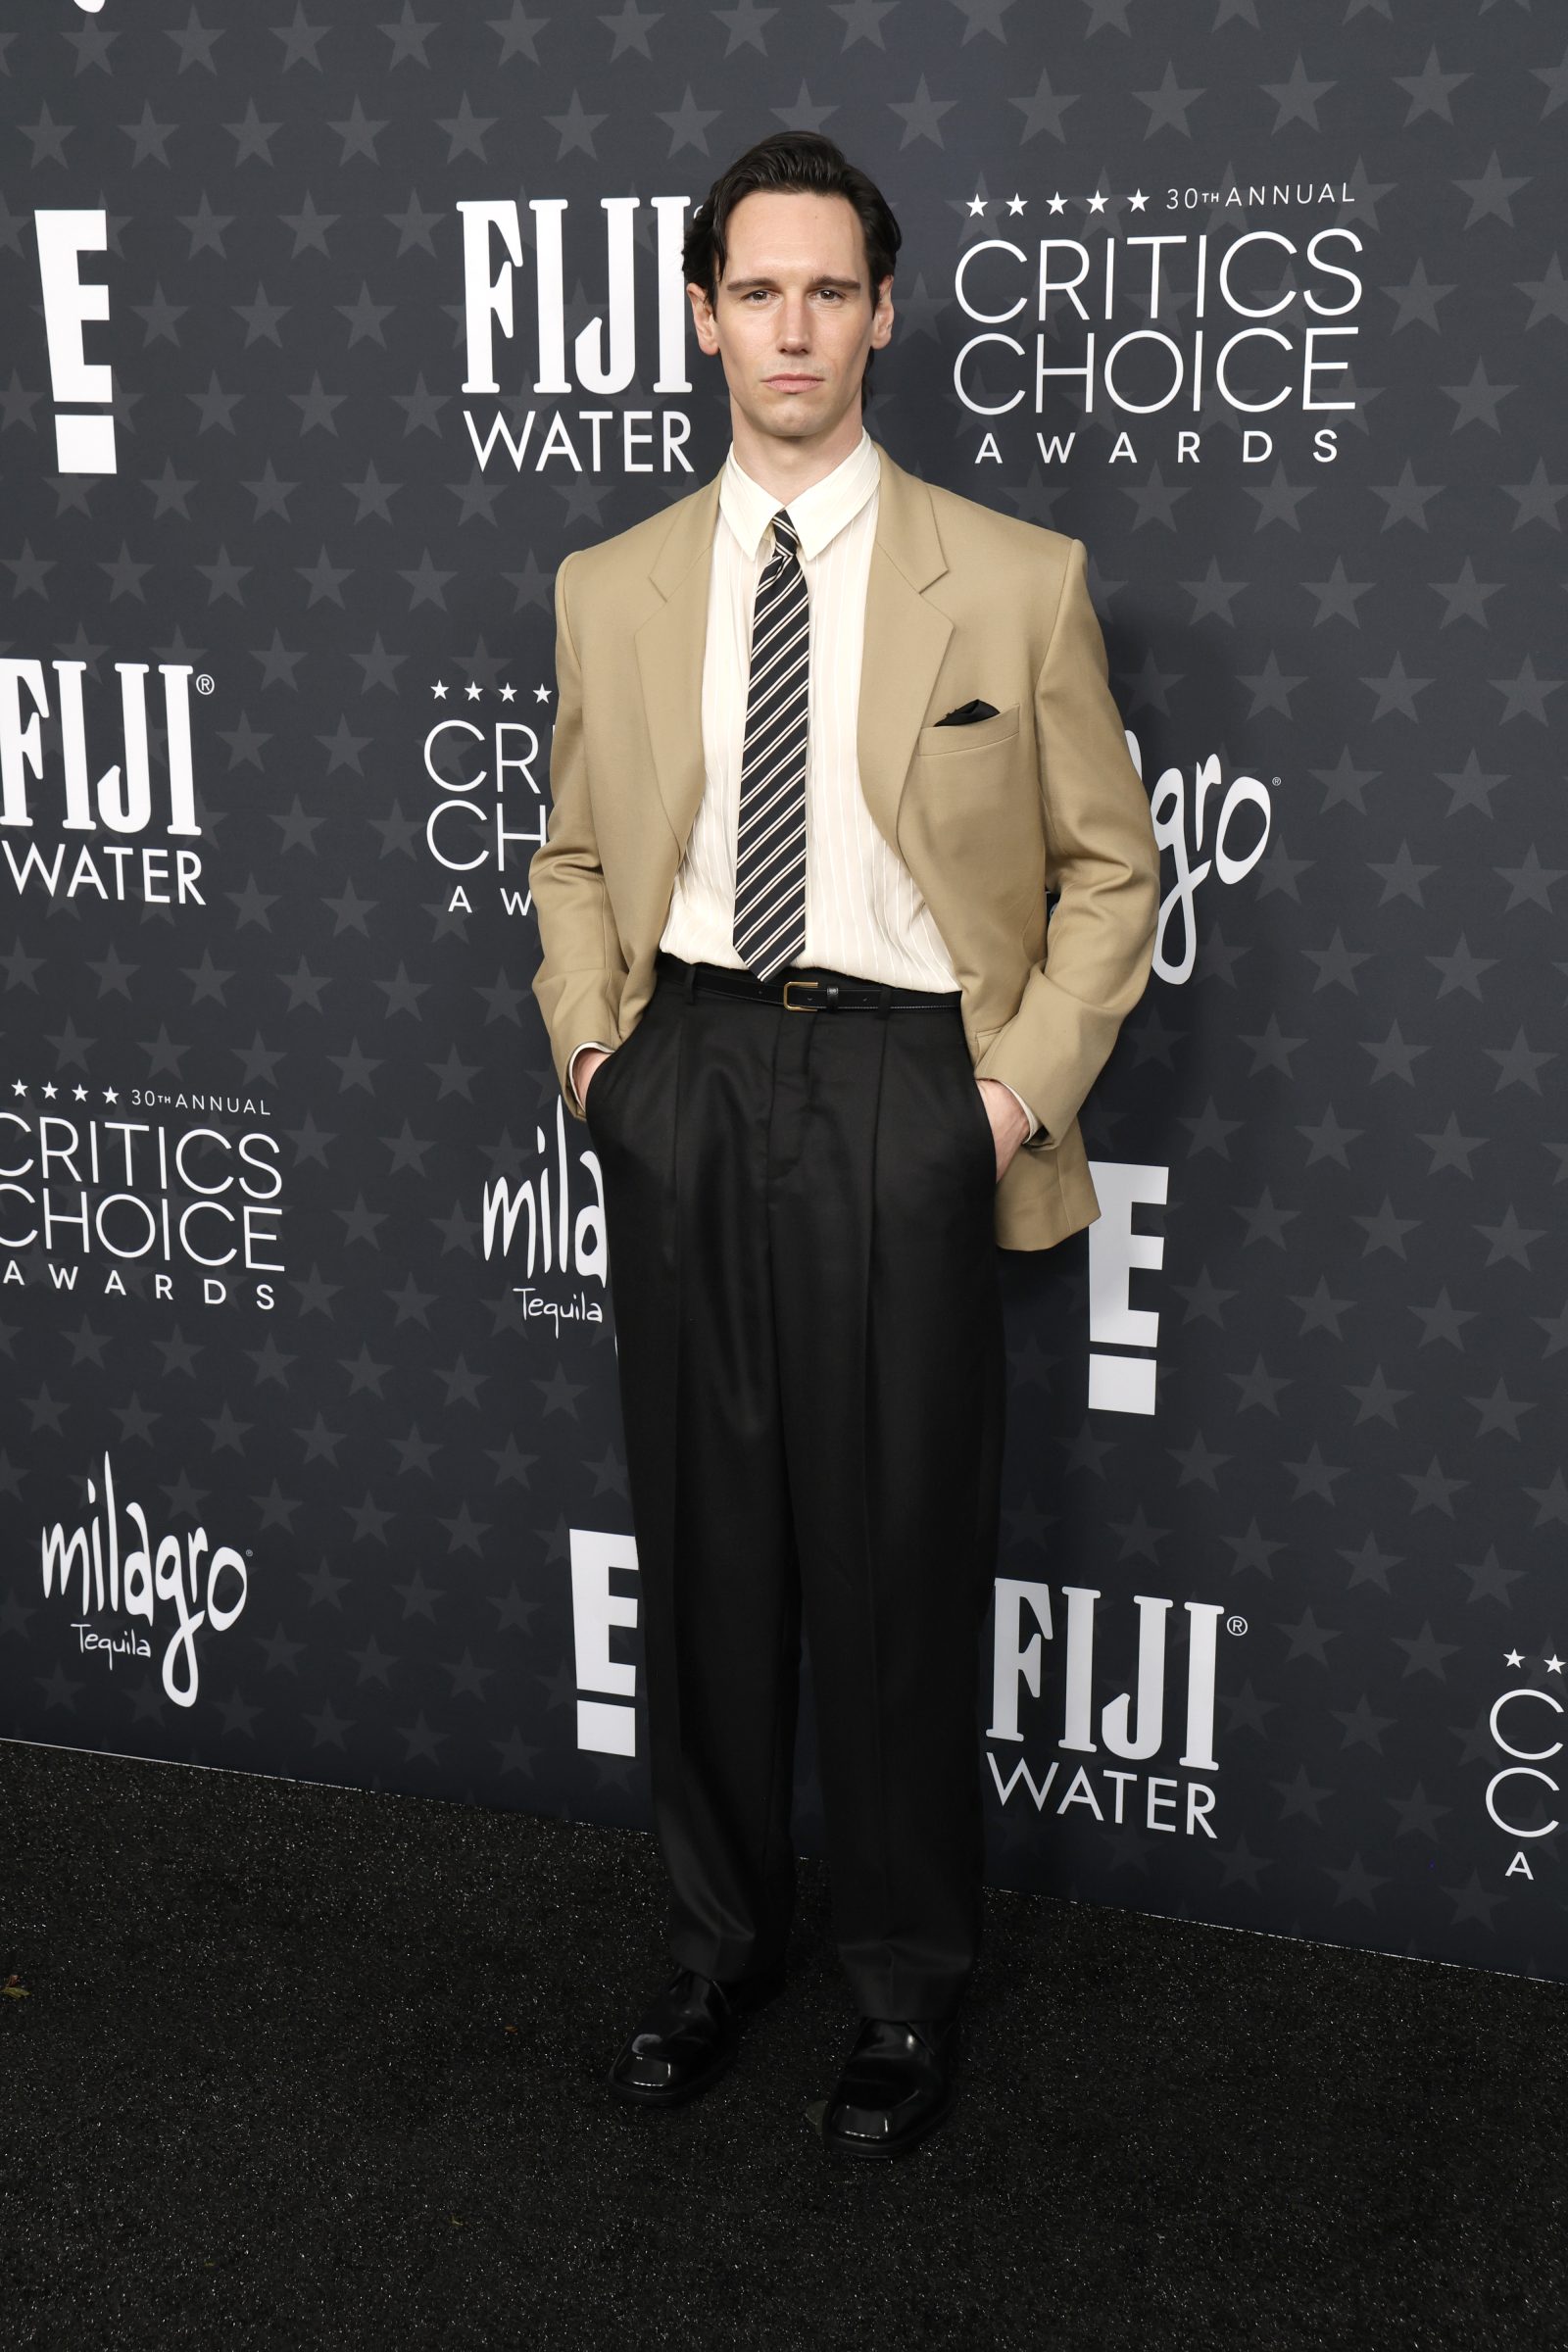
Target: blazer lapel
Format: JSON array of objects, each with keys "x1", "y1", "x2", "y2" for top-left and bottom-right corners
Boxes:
[
  {"x1": 633, "y1": 443, "x2": 950, "y2": 863},
  {"x1": 858, "y1": 442, "x2": 953, "y2": 855},
  {"x1": 635, "y1": 470, "x2": 722, "y2": 856}
]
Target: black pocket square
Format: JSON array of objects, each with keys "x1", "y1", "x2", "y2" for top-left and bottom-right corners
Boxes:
[{"x1": 934, "y1": 699, "x2": 1000, "y2": 726}]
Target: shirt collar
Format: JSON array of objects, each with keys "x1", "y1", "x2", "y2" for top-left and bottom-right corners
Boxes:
[{"x1": 719, "y1": 429, "x2": 879, "y2": 564}]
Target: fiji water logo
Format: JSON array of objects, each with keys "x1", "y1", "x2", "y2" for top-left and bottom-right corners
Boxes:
[
  {"x1": 988, "y1": 1582, "x2": 1236, "y2": 1838},
  {"x1": 40, "y1": 1452, "x2": 250, "y2": 1707},
  {"x1": 1, "y1": 658, "x2": 204, "y2": 841}
]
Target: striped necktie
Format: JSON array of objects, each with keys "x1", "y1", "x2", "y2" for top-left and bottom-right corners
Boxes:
[{"x1": 731, "y1": 508, "x2": 809, "y2": 980}]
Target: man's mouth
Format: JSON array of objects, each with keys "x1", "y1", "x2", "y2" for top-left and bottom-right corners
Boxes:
[{"x1": 763, "y1": 374, "x2": 823, "y2": 391}]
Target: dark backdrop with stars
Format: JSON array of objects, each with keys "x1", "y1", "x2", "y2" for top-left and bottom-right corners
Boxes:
[{"x1": 1, "y1": 0, "x2": 1564, "y2": 1984}]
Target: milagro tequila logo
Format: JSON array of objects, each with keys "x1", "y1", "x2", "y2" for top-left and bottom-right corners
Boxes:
[
  {"x1": 41, "y1": 1454, "x2": 251, "y2": 1706},
  {"x1": 482, "y1": 1098, "x2": 607, "y2": 1333},
  {"x1": 988, "y1": 1581, "x2": 1240, "y2": 1839},
  {"x1": 1127, "y1": 727, "x2": 1273, "y2": 986}
]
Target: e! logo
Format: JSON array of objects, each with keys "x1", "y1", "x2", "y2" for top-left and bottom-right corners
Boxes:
[
  {"x1": 1087, "y1": 1160, "x2": 1167, "y2": 1415},
  {"x1": 33, "y1": 211, "x2": 115, "y2": 473},
  {"x1": 569, "y1": 1528, "x2": 640, "y2": 1755}
]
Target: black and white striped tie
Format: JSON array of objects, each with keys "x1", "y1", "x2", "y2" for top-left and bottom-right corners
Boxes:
[{"x1": 732, "y1": 508, "x2": 809, "y2": 980}]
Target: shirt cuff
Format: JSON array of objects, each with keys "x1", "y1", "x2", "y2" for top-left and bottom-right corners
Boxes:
[
  {"x1": 567, "y1": 1040, "x2": 614, "y2": 1115},
  {"x1": 989, "y1": 1077, "x2": 1040, "y2": 1142}
]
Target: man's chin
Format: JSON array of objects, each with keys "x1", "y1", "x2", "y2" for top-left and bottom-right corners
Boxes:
[{"x1": 747, "y1": 393, "x2": 848, "y2": 441}]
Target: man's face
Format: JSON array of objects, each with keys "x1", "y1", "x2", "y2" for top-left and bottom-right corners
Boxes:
[{"x1": 687, "y1": 188, "x2": 894, "y2": 448}]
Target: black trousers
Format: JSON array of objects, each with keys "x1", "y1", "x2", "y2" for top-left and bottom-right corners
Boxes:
[{"x1": 585, "y1": 947, "x2": 1006, "y2": 2020}]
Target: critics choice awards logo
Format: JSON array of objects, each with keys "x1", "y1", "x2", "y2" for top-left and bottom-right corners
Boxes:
[
  {"x1": 955, "y1": 176, "x2": 1365, "y2": 470},
  {"x1": 2, "y1": 1077, "x2": 283, "y2": 1309},
  {"x1": 1485, "y1": 1647, "x2": 1565, "y2": 1890},
  {"x1": 420, "y1": 676, "x2": 551, "y2": 919}
]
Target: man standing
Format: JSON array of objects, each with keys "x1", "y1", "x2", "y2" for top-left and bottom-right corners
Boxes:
[{"x1": 529, "y1": 132, "x2": 1159, "y2": 2160}]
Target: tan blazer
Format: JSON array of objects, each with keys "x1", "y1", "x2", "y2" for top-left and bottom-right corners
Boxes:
[{"x1": 529, "y1": 439, "x2": 1160, "y2": 1251}]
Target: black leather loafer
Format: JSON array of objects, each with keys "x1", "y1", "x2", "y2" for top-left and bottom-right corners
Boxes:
[
  {"x1": 608, "y1": 1964, "x2": 783, "y2": 2107},
  {"x1": 819, "y1": 2013, "x2": 960, "y2": 2160}
]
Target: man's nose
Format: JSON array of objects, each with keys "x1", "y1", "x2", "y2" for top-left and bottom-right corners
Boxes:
[{"x1": 776, "y1": 297, "x2": 811, "y2": 349}]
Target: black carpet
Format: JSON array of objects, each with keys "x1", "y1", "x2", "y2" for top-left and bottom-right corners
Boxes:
[{"x1": 5, "y1": 1740, "x2": 1563, "y2": 2351}]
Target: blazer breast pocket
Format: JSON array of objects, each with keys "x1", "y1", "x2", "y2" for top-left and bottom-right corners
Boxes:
[{"x1": 914, "y1": 703, "x2": 1021, "y2": 760}]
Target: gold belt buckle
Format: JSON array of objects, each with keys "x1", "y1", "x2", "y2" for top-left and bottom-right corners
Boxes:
[{"x1": 780, "y1": 978, "x2": 820, "y2": 1010}]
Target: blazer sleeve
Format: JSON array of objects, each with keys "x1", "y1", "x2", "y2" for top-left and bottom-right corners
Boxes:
[
  {"x1": 972, "y1": 536, "x2": 1160, "y2": 1145},
  {"x1": 528, "y1": 551, "x2": 628, "y2": 1120}
]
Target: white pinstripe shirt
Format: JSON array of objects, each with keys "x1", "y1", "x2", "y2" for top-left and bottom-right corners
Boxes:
[
  {"x1": 662, "y1": 429, "x2": 963, "y2": 991},
  {"x1": 570, "y1": 430, "x2": 1038, "y2": 1137}
]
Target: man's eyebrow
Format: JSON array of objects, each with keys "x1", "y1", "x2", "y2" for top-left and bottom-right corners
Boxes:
[{"x1": 722, "y1": 273, "x2": 864, "y2": 292}]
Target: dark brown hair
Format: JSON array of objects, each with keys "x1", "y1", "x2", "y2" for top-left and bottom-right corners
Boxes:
[{"x1": 682, "y1": 132, "x2": 901, "y2": 407}]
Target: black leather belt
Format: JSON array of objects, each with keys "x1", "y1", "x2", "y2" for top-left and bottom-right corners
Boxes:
[{"x1": 655, "y1": 948, "x2": 960, "y2": 1014}]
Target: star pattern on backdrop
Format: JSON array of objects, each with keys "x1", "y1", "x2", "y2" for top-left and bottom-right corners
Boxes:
[{"x1": 1, "y1": 0, "x2": 1562, "y2": 1984}]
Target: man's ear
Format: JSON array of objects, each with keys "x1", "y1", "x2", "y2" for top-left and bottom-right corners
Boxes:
[
  {"x1": 687, "y1": 278, "x2": 720, "y2": 357},
  {"x1": 870, "y1": 274, "x2": 895, "y2": 349}
]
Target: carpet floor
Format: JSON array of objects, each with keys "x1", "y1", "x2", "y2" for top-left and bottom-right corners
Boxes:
[{"x1": 4, "y1": 1738, "x2": 1564, "y2": 2351}]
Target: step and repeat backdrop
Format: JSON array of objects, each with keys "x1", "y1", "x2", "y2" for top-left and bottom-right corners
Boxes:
[{"x1": 3, "y1": 2, "x2": 1563, "y2": 1984}]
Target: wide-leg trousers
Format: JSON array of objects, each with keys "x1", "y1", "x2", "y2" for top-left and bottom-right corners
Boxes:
[{"x1": 584, "y1": 947, "x2": 1006, "y2": 2021}]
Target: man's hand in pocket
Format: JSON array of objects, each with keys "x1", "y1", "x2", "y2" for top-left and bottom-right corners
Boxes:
[{"x1": 576, "y1": 1045, "x2": 612, "y2": 1108}]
